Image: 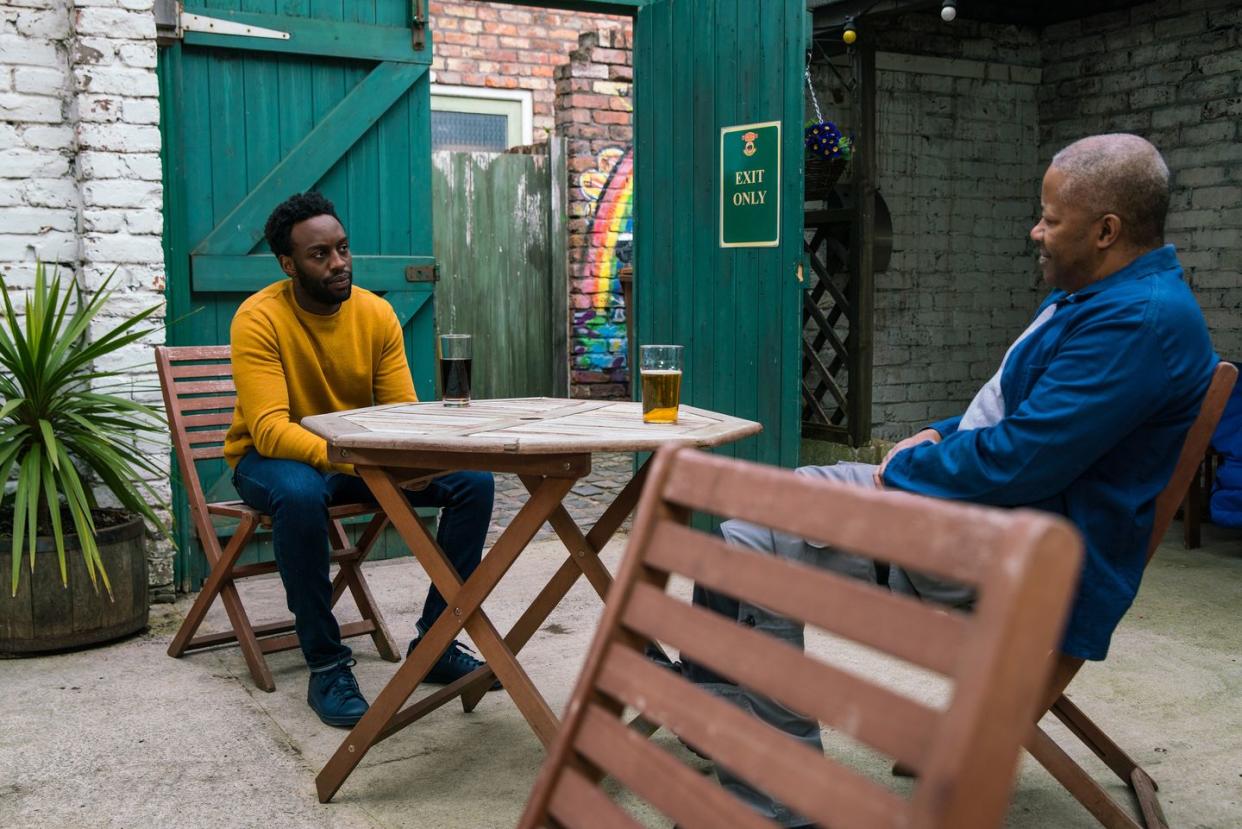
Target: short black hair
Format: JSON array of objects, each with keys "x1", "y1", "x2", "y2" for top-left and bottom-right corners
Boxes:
[{"x1": 264, "y1": 192, "x2": 340, "y2": 258}]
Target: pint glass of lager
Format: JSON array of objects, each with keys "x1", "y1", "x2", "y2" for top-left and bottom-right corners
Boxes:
[
  {"x1": 439, "y1": 334, "x2": 472, "y2": 407},
  {"x1": 640, "y1": 344, "x2": 683, "y2": 424}
]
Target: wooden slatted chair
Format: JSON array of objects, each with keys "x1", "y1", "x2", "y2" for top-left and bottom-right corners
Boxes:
[
  {"x1": 1028, "y1": 360, "x2": 1238, "y2": 828},
  {"x1": 156, "y1": 345, "x2": 401, "y2": 692},
  {"x1": 518, "y1": 446, "x2": 1084, "y2": 829}
]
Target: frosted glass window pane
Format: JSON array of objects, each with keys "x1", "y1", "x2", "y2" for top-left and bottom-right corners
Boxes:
[{"x1": 432, "y1": 111, "x2": 508, "y2": 152}]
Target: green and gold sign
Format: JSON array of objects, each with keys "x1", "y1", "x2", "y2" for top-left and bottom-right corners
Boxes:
[{"x1": 720, "y1": 120, "x2": 781, "y2": 248}]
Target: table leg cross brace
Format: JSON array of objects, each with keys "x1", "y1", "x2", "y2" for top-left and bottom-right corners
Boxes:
[{"x1": 316, "y1": 466, "x2": 575, "y2": 803}]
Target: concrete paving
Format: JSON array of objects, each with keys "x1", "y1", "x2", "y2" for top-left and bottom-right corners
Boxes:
[{"x1": 2, "y1": 521, "x2": 1241, "y2": 829}]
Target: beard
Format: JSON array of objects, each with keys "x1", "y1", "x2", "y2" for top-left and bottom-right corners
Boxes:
[{"x1": 294, "y1": 267, "x2": 352, "y2": 306}]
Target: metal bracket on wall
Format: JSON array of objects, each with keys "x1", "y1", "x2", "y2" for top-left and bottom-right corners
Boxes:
[
  {"x1": 154, "y1": 0, "x2": 182, "y2": 45},
  {"x1": 412, "y1": 0, "x2": 428, "y2": 51},
  {"x1": 405, "y1": 263, "x2": 439, "y2": 283}
]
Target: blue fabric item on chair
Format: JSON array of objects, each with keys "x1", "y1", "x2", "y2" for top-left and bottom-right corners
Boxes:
[{"x1": 1209, "y1": 363, "x2": 1242, "y2": 527}]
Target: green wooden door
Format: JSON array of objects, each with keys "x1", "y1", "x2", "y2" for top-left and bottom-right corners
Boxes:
[
  {"x1": 634, "y1": 0, "x2": 804, "y2": 468},
  {"x1": 159, "y1": 2, "x2": 436, "y2": 588}
]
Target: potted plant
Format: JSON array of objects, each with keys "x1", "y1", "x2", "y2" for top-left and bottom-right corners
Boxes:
[{"x1": 0, "y1": 261, "x2": 168, "y2": 654}]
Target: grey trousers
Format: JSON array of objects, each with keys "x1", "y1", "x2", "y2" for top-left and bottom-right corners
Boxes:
[{"x1": 688, "y1": 462, "x2": 974, "y2": 827}]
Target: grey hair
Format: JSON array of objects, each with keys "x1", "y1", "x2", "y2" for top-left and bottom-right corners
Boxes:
[{"x1": 1050, "y1": 134, "x2": 1170, "y2": 248}]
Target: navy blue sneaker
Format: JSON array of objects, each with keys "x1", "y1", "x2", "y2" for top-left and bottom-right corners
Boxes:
[
  {"x1": 407, "y1": 635, "x2": 502, "y2": 691},
  {"x1": 307, "y1": 658, "x2": 369, "y2": 728}
]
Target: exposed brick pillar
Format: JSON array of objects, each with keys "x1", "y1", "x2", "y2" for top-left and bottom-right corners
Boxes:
[{"x1": 555, "y1": 30, "x2": 633, "y2": 400}]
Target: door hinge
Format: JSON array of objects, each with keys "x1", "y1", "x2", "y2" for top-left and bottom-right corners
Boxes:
[
  {"x1": 412, "y1": 0, "x2": 428, "y2": 51},
  {"x1": 405, "y1": 263, "x2": 439, "y2": 283},
  {"x1": 181, "y1": 12, "x2": 291, "y2": 40}
]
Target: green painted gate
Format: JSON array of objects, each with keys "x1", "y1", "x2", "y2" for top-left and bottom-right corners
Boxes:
[
  {"x1": 506, "y1": 0, "x2": 804, "y2": 469},
  {"x1": 158, "y1": 2, "x2": 437, "y2": 589},
  {"x1": 633, "y1": 0, "x2": 805, "y2": 467},
  {"x1": 430, "y1": 141, "x2": 570, "y2": 399}
]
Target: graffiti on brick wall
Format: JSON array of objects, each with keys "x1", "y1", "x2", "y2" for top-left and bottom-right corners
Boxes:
[{"x1": 573, "y1": 146, "x2": 633, "y2": 374}]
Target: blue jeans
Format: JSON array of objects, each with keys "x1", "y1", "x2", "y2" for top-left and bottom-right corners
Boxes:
[{"x1": 233, "y1": 450, "x2": 494, "y2": 671}]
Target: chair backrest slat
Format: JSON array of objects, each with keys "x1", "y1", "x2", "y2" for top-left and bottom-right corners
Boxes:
[
  {"x1": 519, "y1": 446, "x2": 1084, "y2": 829},
  {"x1": 1147, "y1": 361, "x2": 1238, "y2": 561},
  {"x1": 162, "y1": 344, "x2": 231, "y2": 361},
  {"x1": 661, "y1": 453, "x2": 1020, "y2": 587},
  {"x1": 155, "y1": 346, "x2": 236, "y2": 542},
  {"x1": 547, "y1": 767, "x2": 645, "y2": 829},
  {"x1": 181, "y1": 411, "x2": 236, "y2": 429},
  {"x1": 167, "y1": 361, "x2": 233, "y2": 379},
  {"x1": 185, "y1": 428, "x2": 230, "y2": 447},
  {"x1": 174, "y1": 395, "x2": 238, "y2": 416},
  {"x1": 595, "y1": 645, "x2": 910, "y2": 829},
  {"x1": 171, "y1": 378, "x2": 237, "y2": 397},
  {"x1": 645, "y1": 522, "x2": 968, "y2": 676},
  {"x1": 620, "y1": 582, "x2": 938, "y2": 771},
  {"x1": 573, "y1": 705, "x2": 785, "y2": 829}
]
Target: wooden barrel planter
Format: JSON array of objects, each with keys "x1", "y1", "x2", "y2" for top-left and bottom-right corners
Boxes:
[{"x1": 0, "y1": 511, "x2": 148, "y2": 656}]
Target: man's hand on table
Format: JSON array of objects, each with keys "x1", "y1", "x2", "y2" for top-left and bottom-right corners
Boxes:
[{"x1": 874, "y1": 427, "x2": 941, "y2": 489}]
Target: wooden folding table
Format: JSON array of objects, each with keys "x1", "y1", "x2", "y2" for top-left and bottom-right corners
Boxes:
[{"x1": 301, "y1": 397, "x2": 761, "y2": 802}]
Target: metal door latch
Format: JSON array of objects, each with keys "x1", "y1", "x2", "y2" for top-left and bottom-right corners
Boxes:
[
  {"x1": 405, "y1": 264, "x2": 439, "y2": 283},
  {"x1": 412, "y1": 0, "x2": 428, "y2": 51}
]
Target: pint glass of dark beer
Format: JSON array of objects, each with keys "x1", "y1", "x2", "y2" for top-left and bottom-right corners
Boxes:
[
  {"x1": 640, "y1": 344, "x2": 683, "y2": 424},
  {"x1": 439, "y1": 334, "x2": 472, "y2": 407}
]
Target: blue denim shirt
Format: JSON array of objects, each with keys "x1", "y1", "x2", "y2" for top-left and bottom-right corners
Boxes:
[{"x1": 883, "y1": 245, "x2": 1217, "y2": 660}]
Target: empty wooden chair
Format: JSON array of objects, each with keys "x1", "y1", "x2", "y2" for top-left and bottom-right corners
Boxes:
[
  {"x1": 1029, "y1": 360, "x2": 1237, "y2": 828},
  {"x1": 156, "y1": 345, "x2": 400, "y2": 692},
  {"x1": 519, "y1": 445, "x2": 1084, "y2": 829}
]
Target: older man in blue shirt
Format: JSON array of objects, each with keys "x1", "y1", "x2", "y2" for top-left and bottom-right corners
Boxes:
[{"x1": 685, "y1": 133, "x2": 1218, "y2": 829}]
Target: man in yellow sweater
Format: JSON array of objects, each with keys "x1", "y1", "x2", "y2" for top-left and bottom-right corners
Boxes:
[{"x1": 225, "y1": 192, "x2": 496, "y2": 728}]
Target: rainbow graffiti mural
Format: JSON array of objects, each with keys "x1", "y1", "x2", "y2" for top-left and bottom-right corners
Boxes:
[{"x1": 573, "y1": 146, "x2": 633, "y2": 376}]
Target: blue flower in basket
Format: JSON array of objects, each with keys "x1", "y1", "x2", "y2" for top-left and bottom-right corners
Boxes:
[{"x1": 804, "y1": 120, "x2": 853, "y2": 162}]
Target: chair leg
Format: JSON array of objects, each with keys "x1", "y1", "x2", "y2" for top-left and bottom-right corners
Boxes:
[
  {"x1": 1183, "y1": 470, "x2": 1202, "y2": 549},
  {"x1": 1051, "y1": 695, "x2": 1144, "y2": 787},
  {"x1": 1051, "y1": 695, "x2": 1168, "y2": 829},
  {"x1": 327, "y1": 514, "x2": 400, "y2": 662},
  {"x1": 168, "y1": 516, "x2": 278, "y2": 691},
  {"x1": 1132, "y1": 768, "x2": 1168, "y2": 829},
  {"x1": 168, "y1": 520, "x2": 257, "y2": 658},
  {"x1": 1027, "y1": 725, "x2": 1143, "y2": 829},
  {"x1": 218, "y1": 581, "x2": 277, "y2": 692}
]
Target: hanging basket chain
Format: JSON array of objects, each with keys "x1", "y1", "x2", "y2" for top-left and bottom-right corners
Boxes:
[{"x1": 805, "y1": 65, "x2": 826, "y2": 125}]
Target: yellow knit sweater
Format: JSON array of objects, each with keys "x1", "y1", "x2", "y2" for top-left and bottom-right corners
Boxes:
[{"x1": 224, "y1": 280, "x2": 417, "y2": 473}]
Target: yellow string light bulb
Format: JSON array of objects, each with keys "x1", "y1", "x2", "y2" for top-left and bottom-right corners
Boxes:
[{"x1": 843, "y1": 18, "x2": 857, "y2": 45}]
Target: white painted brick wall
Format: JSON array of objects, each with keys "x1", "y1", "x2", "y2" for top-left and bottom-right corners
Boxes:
[
  {"x1": 0, "y1": 0, "x2": 172, "y2": 599},
  {"x1": 813, "y1": 6, "x2": 1239, "y2": 441},
  {"x1": 1040, "y1": 0, "x2": 1242, "y2": 359},
  {"x1": 810, "y1": 16, "x2": 1045, "y2": 440}
]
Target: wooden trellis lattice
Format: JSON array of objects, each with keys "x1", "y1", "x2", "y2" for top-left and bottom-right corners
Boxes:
[{"x1": 801, "y1": 208, "x2": 856, "y2": 444}]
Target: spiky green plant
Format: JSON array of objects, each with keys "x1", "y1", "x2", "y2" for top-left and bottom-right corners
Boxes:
[{"x1": 0, "y1": 262, "x2": 169, "y2": 598}]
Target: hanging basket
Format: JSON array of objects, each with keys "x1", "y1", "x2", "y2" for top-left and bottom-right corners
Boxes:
[
  {"x1": 803, "y1": 68, "x2": 853, "y2": 201},
  {"x1": 805, "y1": 151, "x2": 848, "y2": 201}
]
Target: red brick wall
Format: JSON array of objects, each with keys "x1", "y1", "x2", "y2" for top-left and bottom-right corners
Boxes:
[{"x1": 429, "y1": 2, "x2": 629, "y2": 140}]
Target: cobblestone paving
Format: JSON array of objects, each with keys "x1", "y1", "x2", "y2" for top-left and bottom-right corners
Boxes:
[{"x1": 486, "y1": 452, "x2": 638, "y2": 546}]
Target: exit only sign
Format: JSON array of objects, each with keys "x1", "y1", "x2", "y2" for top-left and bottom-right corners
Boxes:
[{"x1": 720, "y1": 120, "x2": 781, "y2": 249}]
